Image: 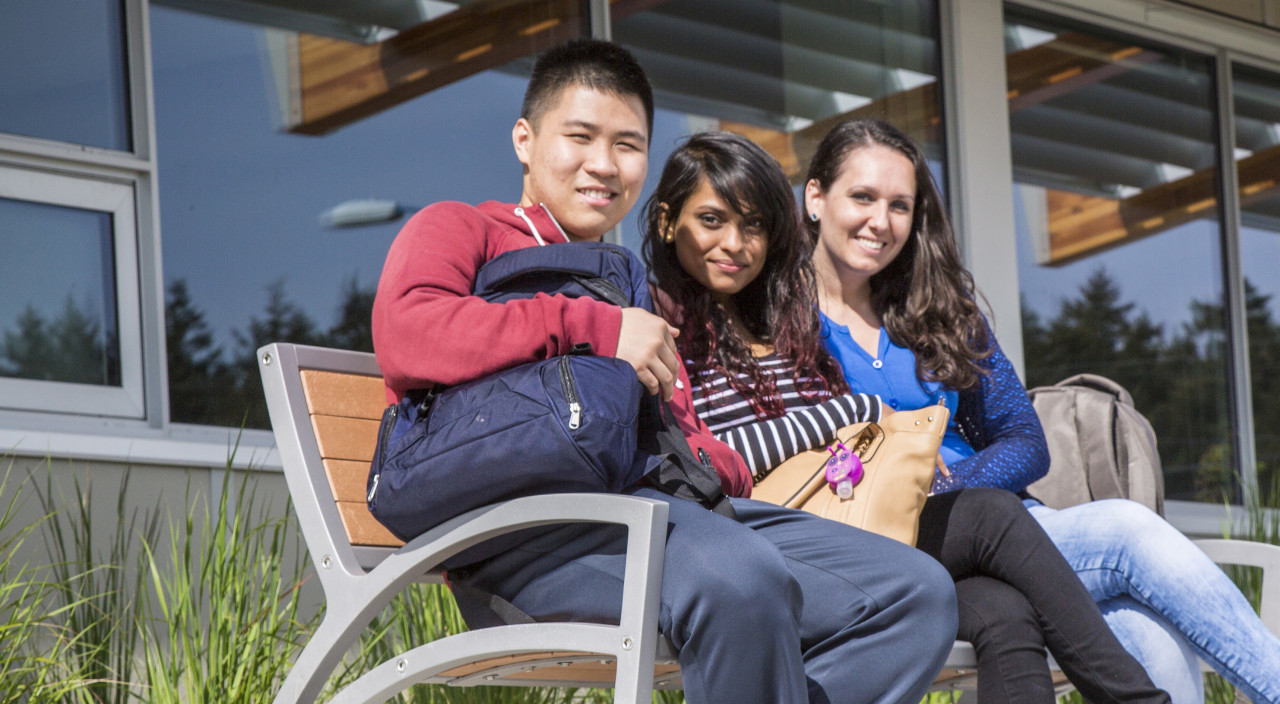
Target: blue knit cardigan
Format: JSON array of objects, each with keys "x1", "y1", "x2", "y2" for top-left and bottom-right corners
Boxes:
[{"x1": 928, "y1": 336, "x2": 1051, "y2": 495}]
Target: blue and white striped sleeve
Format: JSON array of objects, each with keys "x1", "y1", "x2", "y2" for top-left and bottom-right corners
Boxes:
[{"x1": 714, "y1": 394, "x2": 882, "y2": 479}]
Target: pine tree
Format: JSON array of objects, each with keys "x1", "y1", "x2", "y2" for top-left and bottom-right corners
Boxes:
[
  {"x1": 325, "y1": 276, "x2": 375, "y2": 353},
  {"x1": 166, "y1": 279, "x2": 242, "y2": 426},
  {"x1": 231, "y1": 279, "x2": 321, "y2": 428},
  {"x1": 1, "y1": 306, "x2": 54, "y2": 380},
  {"x1": 1, "y1": 298, "x2": 113, "y2": 385}
]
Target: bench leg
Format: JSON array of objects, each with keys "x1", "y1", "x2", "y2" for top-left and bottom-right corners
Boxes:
[{"x1": 273, "y1": 604, "x2": 375, "y2": 704}]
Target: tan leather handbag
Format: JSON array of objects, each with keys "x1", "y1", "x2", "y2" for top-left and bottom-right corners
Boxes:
[{"x1": 751, "y1": 403, "x2": 949, "y2": 546}]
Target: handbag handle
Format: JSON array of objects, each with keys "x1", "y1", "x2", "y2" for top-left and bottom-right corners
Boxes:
[{"x1": 751, "y1": 401, "x2": 950, "y2": 509}]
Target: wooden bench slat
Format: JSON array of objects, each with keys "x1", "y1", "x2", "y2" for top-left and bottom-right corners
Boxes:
[
  {"x1": 503, "y1": 663, "x2": 682, "y2": 682},
  {"x1": 324, "y1": 458, "x2": 372, "y2": 503},
  {"x1": 337, "y1": 500, "x2": 403, "y2": 547},
  {"x1": 312, "y1": 414, "x2": 380, "y2": 462},
  {"x1": 301, "y1": 369, "x2": 386, "y2": 419},
  {"x1": 439, "y1": 651, "x2": 593, "y2": 678},
  {"x1": 440, "y1": 651, "x2": 680, "y2": 683},
  {"x1": 494, "y1": 665, "x2": 686, "y2": 686}
]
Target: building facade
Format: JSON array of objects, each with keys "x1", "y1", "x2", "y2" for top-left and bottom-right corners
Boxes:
[{"x1": 3, "y1": 0, "x2": 1280, "y2": 533}]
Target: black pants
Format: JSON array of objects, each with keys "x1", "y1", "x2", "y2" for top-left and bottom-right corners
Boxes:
[{"x1": 916, "y1": 489, "x2": 1170, "y2": 704}]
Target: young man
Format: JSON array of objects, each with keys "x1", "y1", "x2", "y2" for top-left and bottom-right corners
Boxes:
[{"x1": 372, "y1": 38, "x2": 957, "y2": 704}]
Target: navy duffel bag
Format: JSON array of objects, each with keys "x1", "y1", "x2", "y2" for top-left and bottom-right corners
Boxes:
[{"x1": 366, "y1": 242, "x2": 730, "y2": 546}]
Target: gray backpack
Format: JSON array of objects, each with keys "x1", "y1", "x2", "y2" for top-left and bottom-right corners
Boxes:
[{"x1": 1026, "y1": 373, "x2": 1165, "y2": 516}]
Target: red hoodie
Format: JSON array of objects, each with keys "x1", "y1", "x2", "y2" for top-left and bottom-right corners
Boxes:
[{"x1": 372, "y1": 200, "x2": 752, "y2": 497}]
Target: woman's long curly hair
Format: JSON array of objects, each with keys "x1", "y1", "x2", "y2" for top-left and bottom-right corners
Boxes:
[
  {"x1": 804, "y1": 118, "x2": 990, "y2": 390},
  {"x1": 641, "y1": 131, "x2": 849, "y2": 419}
]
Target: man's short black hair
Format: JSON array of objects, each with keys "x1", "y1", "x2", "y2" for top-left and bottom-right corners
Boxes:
[{"x1": 521, "y1": 38, "x2": 654, "y2": 138}]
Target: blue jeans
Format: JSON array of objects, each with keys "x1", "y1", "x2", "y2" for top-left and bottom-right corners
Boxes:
[
  {"x1": 1026, "y1": 498, "x2": 1280, "y2": 704},
  {"x1": 458, "y1": 490, "x2": 958, "y2": 704}
]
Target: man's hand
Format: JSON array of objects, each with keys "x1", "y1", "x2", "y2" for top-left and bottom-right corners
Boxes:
[{"x1": 616, "y1": 307, "x2": 681, "y2": 401}]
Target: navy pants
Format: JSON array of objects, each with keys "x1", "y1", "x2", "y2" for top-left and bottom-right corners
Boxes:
[{"x1": 458, "y1": 489, "x2": 958, "y2": 704}]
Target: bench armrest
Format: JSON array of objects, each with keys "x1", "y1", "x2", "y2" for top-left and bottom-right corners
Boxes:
[{"x1": 1194, "y1": 538, "x2": 1280, "y2": 636}]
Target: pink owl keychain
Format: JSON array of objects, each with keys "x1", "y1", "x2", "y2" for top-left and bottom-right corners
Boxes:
[{"x1": 824, "y1": 442, "x2": 864, "y2": 499}]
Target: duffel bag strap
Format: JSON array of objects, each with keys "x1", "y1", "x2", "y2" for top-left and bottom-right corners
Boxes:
[{"x1": 639, "y1": 395, "x2": 738, "y2": 520}]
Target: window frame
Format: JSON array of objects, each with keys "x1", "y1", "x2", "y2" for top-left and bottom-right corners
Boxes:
[
  {"x1": 0, "y1": 0, "x2": 166, "y2": 431},
  {"x1": 0, "y1": 165, "x2": 146, "y2": 418}
]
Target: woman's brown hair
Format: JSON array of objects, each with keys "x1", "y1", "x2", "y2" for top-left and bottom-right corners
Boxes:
[{"x1": 804, "y1": 118, "x2": 990, "y2": 390}]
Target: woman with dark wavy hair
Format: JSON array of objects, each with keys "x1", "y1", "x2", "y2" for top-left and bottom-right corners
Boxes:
[
  {"x1": 641, "y1": 131, "x2": 861, "y2": 459},
  {"x1": 805, "y1": 117, "x2": 1280, "y2": 704},
  {"x1": 644, "y1": 131, "x2": 1170, "y2": 704}
]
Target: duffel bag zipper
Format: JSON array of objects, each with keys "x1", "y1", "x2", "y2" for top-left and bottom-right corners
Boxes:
[
  {"x1": 368, "y1": 403, "x2": 398, "y2": 502},
  {"x1": 559, "y1": 356, "x2": 583, "y2": 430}
]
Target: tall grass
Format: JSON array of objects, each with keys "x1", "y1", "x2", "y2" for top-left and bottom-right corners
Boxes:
[
  {"x1": 37, "y1": 468, "x2": 160, "y2": 704},
  {"x1": 138, "y1": 471, "x2": 318, "y2": 704},
  {"x1": 0, "y1": 461, "x2": 86, "y2": 704}
]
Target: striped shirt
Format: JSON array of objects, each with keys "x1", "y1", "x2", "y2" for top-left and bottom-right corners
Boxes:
[{"x1": 689, "y1": 354, "x2": 881, "y2": 480}]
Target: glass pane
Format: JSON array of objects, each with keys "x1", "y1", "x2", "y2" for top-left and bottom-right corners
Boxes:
[
  {"x1": 0, "y1": 198, "x2": 121, "y2": 386},
  {"x1": 1234, "y1": 63, "x2": 1280, "y2": 498},
  {"x1": 152, "y1": 6, "x2": 544, "y2": 428},
  {"x1": 1006, "y1": 8, "x2": 1233, "y2": 503},
  {"x1": 0, "y1": 0, "x2": 131, "y2": 151},
  {"x1": 614, "y1": 0, "x2": 945, "y2": 251}
]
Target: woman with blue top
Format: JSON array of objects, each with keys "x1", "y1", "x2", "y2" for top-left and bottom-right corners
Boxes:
[
  {"x1": 643, "y1": 130, "x2": 1169, "y2": 704},
  {"x1": 804, "y1": 117, "x2": 1280, "y2": 704}
]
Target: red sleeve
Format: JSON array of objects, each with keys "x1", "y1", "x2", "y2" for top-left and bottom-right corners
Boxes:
[
  {"x1": 372, "y1": 202, "x2": 623, "y2": 401},
  {"x1": 668, "y1": 363, "x2": 753, "y2": 498}
]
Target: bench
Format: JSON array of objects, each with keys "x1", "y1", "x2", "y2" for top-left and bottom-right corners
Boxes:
[
  {"x1": 259, "y1": 342, "x2": 1280, "y2": 703},
  {"x1": 259, "y1": 343, "x2": 677, "y2": 704}
]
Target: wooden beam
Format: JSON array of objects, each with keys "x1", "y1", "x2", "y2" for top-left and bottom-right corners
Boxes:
[
  {"x1": 1042, "y1": 144, "x2": 1280, "y2": 265},
  {"x1": 723, "y1": 81, "x2": 941, "y2": 183},
  {"x1": 289, "y1": 0, "x2": 668, "y2": 135},
  {"x1": 1004, "y1": 33, "x2": 1162, "y2": 112}
]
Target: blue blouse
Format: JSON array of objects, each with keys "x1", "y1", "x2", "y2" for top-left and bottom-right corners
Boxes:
[{"x1": 819, "y1": 312, "x2": 1050, "y2": 494}]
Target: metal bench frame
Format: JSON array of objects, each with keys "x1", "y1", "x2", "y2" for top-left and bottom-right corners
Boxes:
[{"x1": 260, "y1": 343, "x2": 671, "y2": 704}]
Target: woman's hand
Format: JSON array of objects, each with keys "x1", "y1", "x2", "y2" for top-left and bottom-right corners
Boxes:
[{"x1": 936, "y1": 452, "x2": 950, "y2": 478}]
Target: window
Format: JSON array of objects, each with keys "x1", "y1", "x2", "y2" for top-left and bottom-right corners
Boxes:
[
  {"x1": 1005, "y1": 8, "x2": 1233, "y2": 502},
  {"x1": 0, "y1": 167, "x2": 145, "y2": 418},
  {"x1": 0, "y1": 0, "x2": 132, "y2": 151},
  {"x1": 151, "y1": 5, "x2": 540, "y2": 429}
]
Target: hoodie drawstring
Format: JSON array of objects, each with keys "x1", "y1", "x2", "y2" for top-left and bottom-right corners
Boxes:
[{"x1": 512, "y1": 207, "x2": 547, "y2": 246}]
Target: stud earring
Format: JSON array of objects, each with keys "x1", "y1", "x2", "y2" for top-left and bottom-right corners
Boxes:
[
  {"x1": 809, "y1": 212, "x2": 819, "y2": 222},
  {"x1": 662, "y1": 225, "x2": 676, "y2": 243}
]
